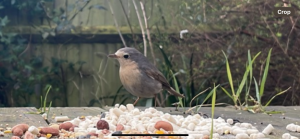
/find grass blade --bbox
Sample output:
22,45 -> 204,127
221,87 -> 233,100
194,85 -> 219,112
189,87 -> 211,107
248,51 -> 262,80
236,51 -> 262,105
200,84 -> 220,109
264,87 -> 291,108
248,51 -> 262,105
253,77 -> 260,104
235,65 -> 250,104
210,84 -> 217,139
259,49 -> 272,97
245,50 -> 252,106
170,70 -> 184,107
222,51 -> 235,102
44,85 -> 52,112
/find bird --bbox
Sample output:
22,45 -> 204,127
108,47 -> 184,106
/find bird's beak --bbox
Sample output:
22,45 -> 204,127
107,54 -> 118,58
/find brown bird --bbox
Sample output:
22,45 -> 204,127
108,47 -> 184,106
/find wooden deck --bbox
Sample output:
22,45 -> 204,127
0,106 -> 299,138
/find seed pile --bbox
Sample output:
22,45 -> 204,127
1,104 -> 299,139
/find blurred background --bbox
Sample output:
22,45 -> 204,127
0,0 -> 299,107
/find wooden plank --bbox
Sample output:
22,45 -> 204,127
46,107 -> 107,123
0,107 -> 48,128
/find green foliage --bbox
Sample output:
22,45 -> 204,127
150,25 -> 220,107
41,85 -> 52,114
0,0 -> 106,107
158,0 -> 300,106
222,49 -> 290,112
0,21 -> 43,106
250,49 -> 291,113
32,84 -> 52,116
221,50 -> 260,109
221,50 -> 261,109
27,85 -> 52,120
0,25 -> 86,107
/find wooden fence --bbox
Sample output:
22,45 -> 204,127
2,0 -> 184,107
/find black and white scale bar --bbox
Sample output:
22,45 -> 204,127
112,134 -> 189,136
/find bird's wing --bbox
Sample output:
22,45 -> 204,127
142,67 -> 171,88
142,66 -> 184,98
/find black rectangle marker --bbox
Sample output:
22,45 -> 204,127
112,134 -> 189,136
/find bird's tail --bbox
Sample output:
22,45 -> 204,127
167,87 -> 185,98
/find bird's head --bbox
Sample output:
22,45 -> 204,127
108,47 -> 145,67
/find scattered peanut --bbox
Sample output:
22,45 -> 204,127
39,127 -> 59,136
59,122 -> 73,131
12,128 -> 23,136
154,121 -> 173,131
11,124 -> 29,136
24,131 -> 35,139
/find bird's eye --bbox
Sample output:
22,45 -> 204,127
123,54 -> 129,59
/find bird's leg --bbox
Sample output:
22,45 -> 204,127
154,94 -> 157,107
154,94 -> 162,107
133,97 -> 140,106
159,92 -> 164,107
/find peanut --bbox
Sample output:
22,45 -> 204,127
154,121 -> 173,131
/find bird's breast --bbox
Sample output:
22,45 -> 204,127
119,65 -> 162,98
119,66 -> 141,87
